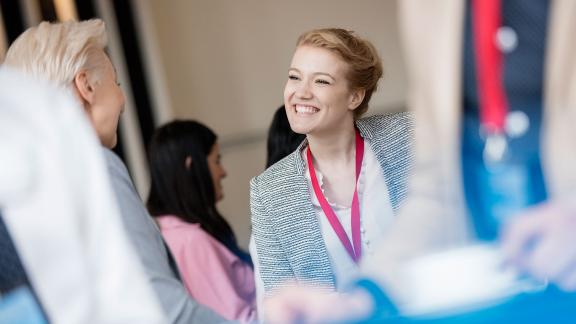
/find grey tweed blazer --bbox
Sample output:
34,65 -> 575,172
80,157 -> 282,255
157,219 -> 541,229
250,112 -> 414,294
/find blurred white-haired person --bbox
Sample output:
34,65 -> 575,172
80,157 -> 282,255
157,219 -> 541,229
4,20 -> 229,324
5,19 -> 123,148
0,66 -> 165,323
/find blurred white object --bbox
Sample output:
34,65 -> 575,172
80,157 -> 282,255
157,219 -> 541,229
0,67 -> 166,323
396,244 -> 546,317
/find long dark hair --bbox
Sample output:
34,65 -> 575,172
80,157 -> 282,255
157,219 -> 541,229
147,120 -> 252,266
266,105 -> 306,168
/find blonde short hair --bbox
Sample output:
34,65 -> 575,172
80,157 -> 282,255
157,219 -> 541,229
296,28 -> 383,118
4,19 -> 108,88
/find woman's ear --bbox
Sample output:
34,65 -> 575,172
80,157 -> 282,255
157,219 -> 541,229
348,88 -> 366,110
73,70 -> 96,105
185,156 -> 193,169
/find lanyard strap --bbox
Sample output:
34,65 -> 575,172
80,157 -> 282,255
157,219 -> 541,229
307,129 -> 364,263
472,0 -> 508,134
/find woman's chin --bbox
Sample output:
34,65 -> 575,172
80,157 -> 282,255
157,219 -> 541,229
288,123 -> 313,135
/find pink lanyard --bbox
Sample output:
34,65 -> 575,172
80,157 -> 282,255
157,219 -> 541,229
472,0 -> 509,162
306,129 -> 365,263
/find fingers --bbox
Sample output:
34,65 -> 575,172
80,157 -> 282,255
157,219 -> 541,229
501,206 -> 546,266
557,261 -> 576,291
522,230 -> 576,281
263,287 -> 372,324
264,288 -> 314,323
307,290 -> 373,323
501,202 -> 576,292
263,287 -> 336,324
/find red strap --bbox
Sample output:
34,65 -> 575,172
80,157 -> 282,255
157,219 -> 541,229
473,0 -> 508,134
307,129 -> 364,263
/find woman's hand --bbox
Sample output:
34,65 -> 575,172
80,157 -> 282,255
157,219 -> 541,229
263,286 -> 373,323
502,200 -> 576,291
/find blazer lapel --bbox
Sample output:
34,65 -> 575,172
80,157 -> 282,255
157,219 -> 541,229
356,116 -> 412,212
268,145 -> 336,289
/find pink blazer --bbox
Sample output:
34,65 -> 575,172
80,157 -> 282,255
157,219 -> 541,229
157,215 -> 256,322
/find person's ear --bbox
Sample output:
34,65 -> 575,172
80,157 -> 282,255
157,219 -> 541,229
348,88 -> 366,110
185,156 -> 193,169
73,70 -> 96,105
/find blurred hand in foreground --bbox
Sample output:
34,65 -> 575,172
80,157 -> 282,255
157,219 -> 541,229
502,200 -> 576,291
263,286 -> 373,324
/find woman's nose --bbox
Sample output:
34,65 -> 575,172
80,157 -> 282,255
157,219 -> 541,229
295,80 -> 313,99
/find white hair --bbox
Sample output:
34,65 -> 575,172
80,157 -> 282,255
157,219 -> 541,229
4,19 -> 108,88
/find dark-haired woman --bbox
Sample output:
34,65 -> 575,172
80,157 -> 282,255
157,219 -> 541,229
147,120 -> 256,322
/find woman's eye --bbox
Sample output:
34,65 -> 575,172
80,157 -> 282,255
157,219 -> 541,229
288,75 -> 300,81
316,79 -> 330,85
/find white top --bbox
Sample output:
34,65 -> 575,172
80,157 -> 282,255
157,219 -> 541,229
251,139 -> 395,307
303,139 -> 395,289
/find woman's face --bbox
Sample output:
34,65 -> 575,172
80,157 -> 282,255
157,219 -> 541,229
283,45 -> 362,136
83,52 -> 125,148
207,142 -> 227,202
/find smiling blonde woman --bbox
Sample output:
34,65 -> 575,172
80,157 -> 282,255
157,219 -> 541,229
250,28 -> 414,303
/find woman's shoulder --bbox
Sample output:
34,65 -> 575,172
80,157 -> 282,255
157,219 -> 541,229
159,217 -> 225,250
357,112 -> 414,147
251,147 -> 303,190
157,215 -> 209,241
159,220 -> 240,269
157,215 -> 199,230
358,111 -> 414,134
